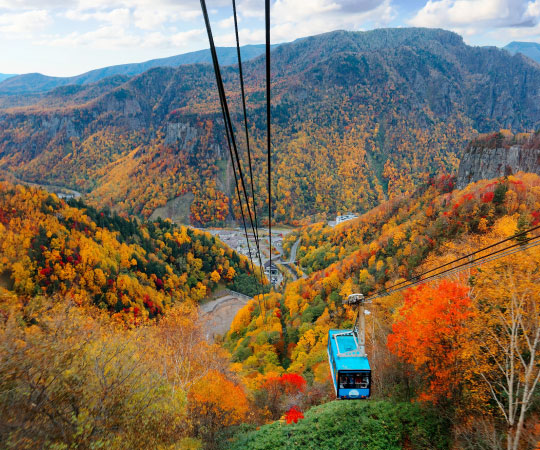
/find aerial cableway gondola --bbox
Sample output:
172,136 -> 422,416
327,224 -> 540,400
327,293 -> 371,399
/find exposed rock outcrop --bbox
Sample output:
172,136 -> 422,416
457,132 -> 540,188
164,122 -> 223,158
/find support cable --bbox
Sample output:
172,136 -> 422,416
232,0 -> 260,245
200,0 -> 263,274
366,232 -> 540,301
385,222 -> 540,293
200,0 -> 263,300
221,94 -> 261,298
265,0 -> 272,290
231,0 -> 265,290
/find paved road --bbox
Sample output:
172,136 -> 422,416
4,172 -> 82,198
200,294 -> 250,341
282,263 -> 299,281
283,237 -> 301,264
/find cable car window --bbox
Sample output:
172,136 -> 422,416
339,373 -> 370,389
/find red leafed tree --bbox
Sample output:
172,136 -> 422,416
284,406 -> 304,424
262,373 -> 307,397
278,373 -> 307,393
258,373 -> 307,419
387,280 -> 473,403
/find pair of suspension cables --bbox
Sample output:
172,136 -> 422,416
199,0 -> 272,302
365,223 -> 540,302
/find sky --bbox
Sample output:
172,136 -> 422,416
0,0 -> 540,77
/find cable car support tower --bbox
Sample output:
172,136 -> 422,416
333,294 -> 371,358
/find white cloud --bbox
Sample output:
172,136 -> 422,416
0,9 -> 51,35
211,0 -> 396,48
170,28 -> 205,47
65,8 -> 130,28
0,0 -> 396,53
409,0 -> 540,29
270,0 -> 395,43
237,0 -> 387,22
0,0 -> 75,9
133,8 -> 172,30
272,0 -> 340,22
45,25 -> 138,48
408,0 -> 540,45
526,0 -> 540,20
62,1 -> 203,31
218,15 -> 235,29
236,0 -> 264,19
131,3 -> 201,30
42,24 -> 205,51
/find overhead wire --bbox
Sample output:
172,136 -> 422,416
231,0 -> 260,245
199,0 -> 261,256
265,0 -> 272,291
221,95 -> 260,297
200,0 -> 264,301
208,2 -> 264,296
384,222 -> 540,293
371,236 -> 540,299
366,228 -> 540,301
398,237 -> 540,286
231,0 -> 266,298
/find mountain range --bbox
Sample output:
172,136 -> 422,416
504,41 -> 540,64
2,38 -> 537,96
0,74 -> 15,83
0,27 -> 539,225
0,44 -> 271,96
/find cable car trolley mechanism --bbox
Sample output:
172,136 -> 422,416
327,293 -> 371,399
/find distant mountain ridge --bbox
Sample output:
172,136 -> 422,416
1,28 -> 540,224
0,74 -> 16,82
0,44 -> 273,95
504,41 -> 540,63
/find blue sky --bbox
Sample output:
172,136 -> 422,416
1,0 -> 539,77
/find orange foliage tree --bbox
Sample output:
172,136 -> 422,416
387,280 -> 474,404
188,370 -> 249,447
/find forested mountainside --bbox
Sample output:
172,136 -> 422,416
457,130 -> 540,188
222,171 -> 540,448
1,28 -> 540,225
0,44 -> 270,96
1,170 -> 539,448
0,182 -> 259,322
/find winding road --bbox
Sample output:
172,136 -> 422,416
285,237 -> 302,264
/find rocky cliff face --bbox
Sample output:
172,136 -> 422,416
164,122 -> 223,158
457,133 -> 540,188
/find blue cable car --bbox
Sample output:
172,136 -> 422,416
327,293 -> 371,399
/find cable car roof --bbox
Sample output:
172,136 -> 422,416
328,329 -> 371,371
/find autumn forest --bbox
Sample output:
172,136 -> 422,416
0,27 -> 540,450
